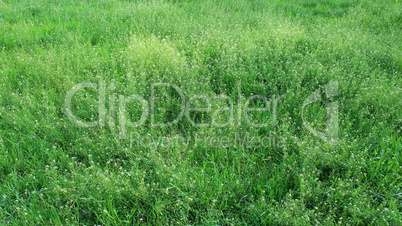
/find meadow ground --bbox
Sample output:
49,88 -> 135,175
0,0 -> 401,224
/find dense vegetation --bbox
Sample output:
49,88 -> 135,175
0,0 -> 401,224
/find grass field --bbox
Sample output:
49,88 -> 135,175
0,0 -> 401,224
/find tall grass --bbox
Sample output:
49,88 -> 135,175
0,0 -> 401,224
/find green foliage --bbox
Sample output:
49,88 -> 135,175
0,0 -> 401,224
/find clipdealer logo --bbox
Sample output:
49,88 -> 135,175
64,80 -> 339,143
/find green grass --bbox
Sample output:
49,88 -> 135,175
0,0 -> 401,224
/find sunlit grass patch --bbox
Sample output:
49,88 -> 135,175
125,35 -> 188,85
